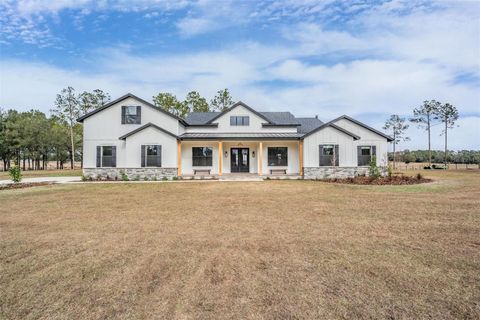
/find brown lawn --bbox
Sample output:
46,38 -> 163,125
1,170 -> 479,319
0,169 -> 82,180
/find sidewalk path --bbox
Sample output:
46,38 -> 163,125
0,176 -> 81,185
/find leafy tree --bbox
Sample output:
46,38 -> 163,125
51,87 -> 80,169
410,100 -> 440,167
78,89 -> 111,114
152,93 -> 189,119
210,88 -> 234,111
184,91 -> 209,112
434,103 -> 459,168
383,114 -> 410,169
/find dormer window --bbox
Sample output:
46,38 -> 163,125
230,116 -> 249,126
121,106 -> 141,124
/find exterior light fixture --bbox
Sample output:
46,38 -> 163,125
252,151 -> 255,158
224,151 -> 228,158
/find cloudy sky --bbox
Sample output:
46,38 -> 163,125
0,0 -> 479,150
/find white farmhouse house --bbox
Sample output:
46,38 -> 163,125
78,93 -> 392,180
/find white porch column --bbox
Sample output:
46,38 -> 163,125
218,141 -> 223,176
258,142 -> 263,176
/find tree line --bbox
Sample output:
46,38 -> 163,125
0,88 -> 234,171
388,150 -> 480,165
383,100 -> 460,168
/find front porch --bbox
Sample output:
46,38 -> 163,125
177,139 -> 304,177
180,172 -> 303,181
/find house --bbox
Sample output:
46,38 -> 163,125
78,93 -> 392,180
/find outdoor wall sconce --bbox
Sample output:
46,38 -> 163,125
224,151 -> 228,158
252,151 -> 256,158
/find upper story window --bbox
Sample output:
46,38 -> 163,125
319,144 -> 339,166
268,147 -> 288,166
122,106 -> 141,124
230,116 -> 249,126
357,146 -> 376,166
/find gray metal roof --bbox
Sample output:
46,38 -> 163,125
259,112 -> 297,125
295,117 -> 324,134
179,132 -> 303,140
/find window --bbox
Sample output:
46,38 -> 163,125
230,116 -> 249,126
268,147 -> 288,166
192,147 -> 213,166
141,145 -> 161,167
319,145 -> 339,166
96,146 -> 116,167
357,146 -> 376,166
122,106 -> 141,124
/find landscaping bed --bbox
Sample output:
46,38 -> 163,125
0,182 -> 55,190
323,174 -> 432,185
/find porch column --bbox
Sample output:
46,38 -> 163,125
299,140 -> 304,176
258,142 -> 263,176
177,140 -> 182,176
218,141 -> 223,176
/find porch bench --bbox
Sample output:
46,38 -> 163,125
194,169 -> 211,175
270,169 -> 287,175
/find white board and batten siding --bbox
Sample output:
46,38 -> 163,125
303,126 -> 356,167
82,97 -> 183,168
333,118 -> 389,166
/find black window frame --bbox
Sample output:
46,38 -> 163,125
357,145 -> 376,166
192,147 -> 213,167
121,105 -> 141,124
141,145 -> 162,167
267,147 -> 288,166
319,144 -> 339,166
230,116 -> 250,126
97,145 -> 116,168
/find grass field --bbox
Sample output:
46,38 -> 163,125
1,170 -> 479,319
0,169 -> 82,180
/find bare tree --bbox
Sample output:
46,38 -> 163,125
434,103 -> 459,168
410,100 -> 440,167
383,115 -> 410,169
51,87 -> 80,169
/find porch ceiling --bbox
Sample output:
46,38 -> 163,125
178,132 -> 303,140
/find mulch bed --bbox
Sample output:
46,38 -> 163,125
322,175 -> 432,185
0,182 -> 55,191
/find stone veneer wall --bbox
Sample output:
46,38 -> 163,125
83,168 -> 177,180
303,166 -> 388,179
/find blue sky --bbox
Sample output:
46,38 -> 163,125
0,0 -> 479,150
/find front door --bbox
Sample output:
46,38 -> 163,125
231,148 -> 249,173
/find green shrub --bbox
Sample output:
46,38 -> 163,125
387,165 -> 393,177
368,156 -> 380,179
162,176 -> 168,181
120,171 -> 129,181
152,176 -> 157,181
172,176 -> 178,181
81,175 -> 88,182
8,164 -> 22,183
133,175 -> 140,181
143,176 -> 149,181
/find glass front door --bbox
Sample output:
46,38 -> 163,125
231,148 -> 250,173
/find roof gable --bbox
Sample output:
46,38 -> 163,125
77,93 -> 187,125
118,122 -> 178,140
331,115 -> 393,141
302,122 -> 361,140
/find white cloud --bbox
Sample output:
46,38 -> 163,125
176,18 -> 218,37
0,0 -> 479,149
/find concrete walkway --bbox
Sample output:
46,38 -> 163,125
0,176 -> 82,185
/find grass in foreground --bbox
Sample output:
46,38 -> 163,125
0,168 -> 82,180
0,170 -> 479,319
